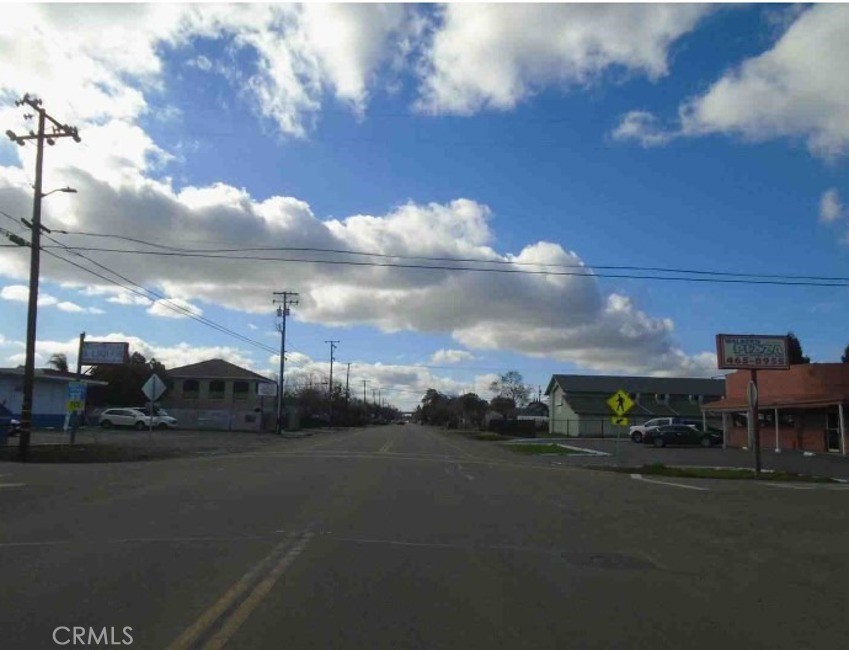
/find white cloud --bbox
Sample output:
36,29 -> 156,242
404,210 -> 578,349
147,298 -> 203,319
429,349 -> 475,365
2,284 -> 104,313
0,5 -> 718,380
56,301 -> 103,314
616,5 -> 849,158
1,285 -> 29,302
3,167 -> 714,377
416,4 -> 710,114
820,189 -> 844,223
611,111 -> 676,147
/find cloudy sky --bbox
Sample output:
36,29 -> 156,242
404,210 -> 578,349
2,3 -> 849,410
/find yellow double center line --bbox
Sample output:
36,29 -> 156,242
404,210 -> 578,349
167,530 -> 313,650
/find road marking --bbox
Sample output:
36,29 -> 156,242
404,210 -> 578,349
379,440 -> 392,453
630,473 -> 708,491
0,483 -> 25,489
166,530 -> 312,650
202,532 -> 313,650
757,482 -> 816,490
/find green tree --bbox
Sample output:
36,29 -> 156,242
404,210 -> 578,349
787,332 -> 810,365
489,395 -> 516,416
420,388 -> 451,425
47,352 -> 69,373
842,343 -> 849,363
489,370 -> 530,407
88,352 -> 170,407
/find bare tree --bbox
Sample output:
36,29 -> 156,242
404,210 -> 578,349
489,370 -> 530,407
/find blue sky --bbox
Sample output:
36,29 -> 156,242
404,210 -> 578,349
2,3 -> 849,409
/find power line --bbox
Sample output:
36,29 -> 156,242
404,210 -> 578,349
19,243 -> 849,287
42,229 -> 849,283
2,209 -> 282,357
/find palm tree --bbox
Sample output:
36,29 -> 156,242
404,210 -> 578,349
47,352 -> 69,373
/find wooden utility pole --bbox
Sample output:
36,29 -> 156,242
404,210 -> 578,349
7,95 -> 80,461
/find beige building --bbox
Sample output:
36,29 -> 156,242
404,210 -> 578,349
161,359 -> 276,432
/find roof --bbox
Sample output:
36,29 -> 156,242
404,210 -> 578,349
0,368 -> 107,386
545,374 -> 724,398
167,359 -> 274,382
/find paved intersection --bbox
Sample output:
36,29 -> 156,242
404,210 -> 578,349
1,424 -> 847,649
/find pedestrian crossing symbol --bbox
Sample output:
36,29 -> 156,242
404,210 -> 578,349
606,389 -> 634,417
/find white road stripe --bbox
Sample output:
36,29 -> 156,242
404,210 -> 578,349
0,483 -> 25,489
630,473 -> 708,491
758,482 -> 816,490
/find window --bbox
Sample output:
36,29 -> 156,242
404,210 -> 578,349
209,380 -> 225,400
234,381 -> 249,401
183,380 -> 199,400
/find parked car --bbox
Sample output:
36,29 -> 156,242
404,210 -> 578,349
98,408 -> 178,430
629,417 -> 700,443
642,424 -> 722,448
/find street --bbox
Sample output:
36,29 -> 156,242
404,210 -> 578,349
2,423 -> 848,649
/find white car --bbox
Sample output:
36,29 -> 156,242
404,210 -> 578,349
99,408 -> 178,430
629,417 -> 698,443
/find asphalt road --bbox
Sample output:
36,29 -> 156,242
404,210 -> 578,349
2,424 -> 848,649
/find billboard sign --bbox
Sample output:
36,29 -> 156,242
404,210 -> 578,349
716,334 -> 789,370
80,341 -> 129,366
257,382 -> 277,397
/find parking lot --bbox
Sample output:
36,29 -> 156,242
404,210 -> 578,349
504,435 -> 849,481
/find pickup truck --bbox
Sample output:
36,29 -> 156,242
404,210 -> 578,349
629,417 -> 699,443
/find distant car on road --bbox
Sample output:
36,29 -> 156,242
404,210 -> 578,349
629,417 -> 700,443
98,408 -> 178,430
642,424 -> 721,448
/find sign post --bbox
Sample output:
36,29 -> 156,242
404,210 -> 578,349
141,373 -> 166,441
716,334 -> 789,476
747,375 -> 760,474
66,381 -> 86,445
606,389 -> 634,461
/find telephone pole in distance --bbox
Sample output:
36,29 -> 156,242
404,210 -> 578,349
273,291 -> 298,434
325,340 -> 339,427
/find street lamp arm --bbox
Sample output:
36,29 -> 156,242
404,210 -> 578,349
40,186 -> 77,198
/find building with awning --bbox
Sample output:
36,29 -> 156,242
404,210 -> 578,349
0,368 -> 107,428
703,364 -> 849,455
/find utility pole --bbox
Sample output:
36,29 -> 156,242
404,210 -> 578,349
345,362 -> 351,409
6,95 -> 80,462
273,291 -> 298,434
325,340 -> 339,427
362,379 -> 369,424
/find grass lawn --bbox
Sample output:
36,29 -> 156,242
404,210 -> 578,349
601,463 -> 839,483
475,433 -> 513,441
0,444 -> 192,463
506,443 -> 584,456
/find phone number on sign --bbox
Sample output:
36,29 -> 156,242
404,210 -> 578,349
724,356 -> 786,367
724,340 -> 785,357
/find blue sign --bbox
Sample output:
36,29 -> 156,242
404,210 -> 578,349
67,382 -> 87,401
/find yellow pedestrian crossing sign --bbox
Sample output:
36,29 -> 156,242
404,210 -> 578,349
606,389 -> 634,416
611,415 -> 629,427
